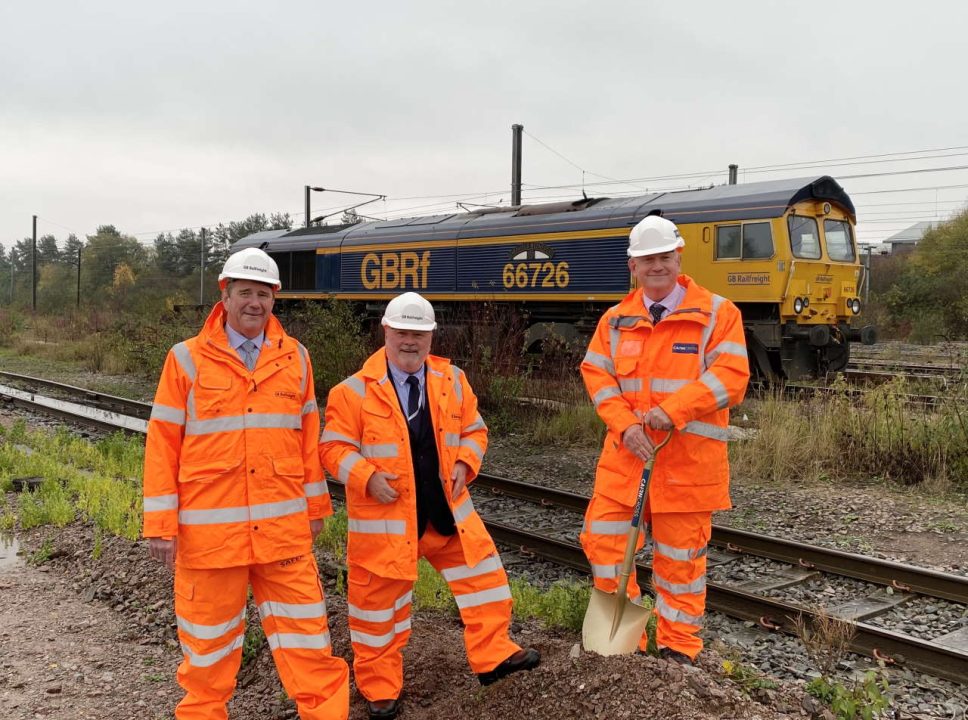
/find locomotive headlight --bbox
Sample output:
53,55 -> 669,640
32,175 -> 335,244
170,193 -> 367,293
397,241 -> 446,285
802,297 -> 810,308
793,297 -> 804,314
850,298 -> 861,315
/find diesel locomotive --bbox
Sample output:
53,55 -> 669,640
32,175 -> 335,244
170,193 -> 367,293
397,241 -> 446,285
232,175 -> 876,380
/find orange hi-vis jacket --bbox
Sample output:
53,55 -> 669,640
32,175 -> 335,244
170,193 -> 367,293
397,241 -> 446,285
581,275 -> 750,513
320,349 -> 491,580
142,302 -> 332,568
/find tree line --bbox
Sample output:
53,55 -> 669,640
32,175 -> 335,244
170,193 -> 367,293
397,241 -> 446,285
0,212 -> 293,313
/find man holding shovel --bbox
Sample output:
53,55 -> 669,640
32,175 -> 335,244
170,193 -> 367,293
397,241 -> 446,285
580,215 -> 750,664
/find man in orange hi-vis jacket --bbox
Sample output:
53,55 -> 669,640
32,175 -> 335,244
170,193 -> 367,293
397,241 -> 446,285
321,291 -> 539,720
580,215 -> 750,665
143,248 -> 349,720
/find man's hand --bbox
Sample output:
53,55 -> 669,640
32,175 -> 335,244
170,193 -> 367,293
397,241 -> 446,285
643,406 -> 674,430
366,471 -> 400,504
310,518 -> 324,540
448,461 -> 470,501
148,538 -> 177,569
622,415 -> 654,462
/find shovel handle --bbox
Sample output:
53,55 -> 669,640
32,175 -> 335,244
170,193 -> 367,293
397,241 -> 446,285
629,429 -> 673,530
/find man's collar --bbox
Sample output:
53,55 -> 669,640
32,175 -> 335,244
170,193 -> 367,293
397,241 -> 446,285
224,323 -> 265,350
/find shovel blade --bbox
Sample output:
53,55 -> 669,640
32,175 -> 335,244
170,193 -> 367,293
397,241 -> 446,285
582,587 -> 651,656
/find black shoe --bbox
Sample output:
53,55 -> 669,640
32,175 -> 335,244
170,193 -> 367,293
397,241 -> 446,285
659,647 -> 694,666
477,648 -> 540,686
366,698 -> 400,720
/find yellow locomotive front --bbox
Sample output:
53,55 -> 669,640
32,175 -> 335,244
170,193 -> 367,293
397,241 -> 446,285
678,177 -> 875,380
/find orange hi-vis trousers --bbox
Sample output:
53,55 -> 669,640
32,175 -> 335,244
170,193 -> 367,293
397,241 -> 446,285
580,494 -> 711,659
173,555 -> 349,720
347,526 -> 521,702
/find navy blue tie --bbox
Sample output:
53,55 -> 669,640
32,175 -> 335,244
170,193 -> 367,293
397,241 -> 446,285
650,303 -> 666,325
405,376 -> 420,430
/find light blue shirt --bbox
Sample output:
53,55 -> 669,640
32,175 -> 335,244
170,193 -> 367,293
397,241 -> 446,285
387,360 -> 426,418
642,281 -> 686,321
225,324 -> 266,365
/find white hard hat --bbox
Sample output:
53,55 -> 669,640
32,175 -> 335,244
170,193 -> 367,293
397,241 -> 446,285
382,292 -> 437,331
218,248 -> 282,291
628,215 -> 685,257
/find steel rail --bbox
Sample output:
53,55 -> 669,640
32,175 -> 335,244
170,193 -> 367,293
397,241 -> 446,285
475,473 -> 968,604
0,384 -> 148,435
0,371 -> 152,419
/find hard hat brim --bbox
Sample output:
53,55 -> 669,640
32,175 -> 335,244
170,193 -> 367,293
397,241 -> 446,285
382,318 -> 437,331
627,239 -> 685,257
218,272 -> 282,291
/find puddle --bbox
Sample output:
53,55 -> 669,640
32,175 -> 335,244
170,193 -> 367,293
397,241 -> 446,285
0,534 -> 23,569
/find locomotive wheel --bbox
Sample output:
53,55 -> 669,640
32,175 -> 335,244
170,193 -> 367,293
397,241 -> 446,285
820,339 -> 850,376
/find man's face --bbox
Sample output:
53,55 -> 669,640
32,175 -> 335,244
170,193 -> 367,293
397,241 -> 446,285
628,251 -> 681,300
222,280 -> 274,339
384,327 -> 433,374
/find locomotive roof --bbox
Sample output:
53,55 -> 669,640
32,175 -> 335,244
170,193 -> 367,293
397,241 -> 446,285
235,175 -> 854,251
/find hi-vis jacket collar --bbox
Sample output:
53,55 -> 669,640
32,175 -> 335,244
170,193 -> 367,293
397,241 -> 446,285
608,275 -> 712,329
198,301 -> 284,361
357,347 -> 448,381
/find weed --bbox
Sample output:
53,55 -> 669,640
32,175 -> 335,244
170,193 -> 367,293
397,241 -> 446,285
721,658 -> 778,694
509,577 -> 592,631
241,623 -> 265,668
30,536 -> 54,565
806,672 -> 891,720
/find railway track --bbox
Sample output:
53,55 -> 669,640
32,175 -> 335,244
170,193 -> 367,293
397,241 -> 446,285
3,378 -> 967,684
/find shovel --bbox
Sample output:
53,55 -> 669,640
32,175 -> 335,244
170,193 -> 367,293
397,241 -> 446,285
582,429 -> 673,656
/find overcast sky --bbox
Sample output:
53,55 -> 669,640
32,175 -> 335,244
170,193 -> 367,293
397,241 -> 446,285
2,0 -> 966,251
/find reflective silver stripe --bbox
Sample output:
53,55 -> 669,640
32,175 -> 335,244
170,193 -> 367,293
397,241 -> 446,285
619,378 -> 642,393
452,495 -> 476,523
590,563 -> 621,579
304,480 -> 329,498
463,414 -> 486,433
266,631 -> 331,651
654,574 -> 707,595
589,520 -> 628,535
347,518 -> 406,535
341,376 -> 366,398
301,400 -> 317,415
593,385 -> 622,407
338,451 -> 367,483
459,438 -> 484,461
682,421 -> 730,441
444,433 -> 461,448
172,342 -> 197,382
347,591 -> 412,623
583,350 -> 616,375
608,327 -> 621,363
297,343 -> 309,396
185,413 -> 301,436
350,619 -> 412,648
144,494 -> 179,512
440,554 -> 504,582
655,594 -> 703,626
259,600 -> 327,620
609,315 -> 645,328
250,497 -> 307,521
177,608 -> 246,641
452,367 -> 464,403
320,430 -> 361,449
181,634 -> 244,667
698,295 -> 725,373
654,539 -> 708,562
186,387 -> 197,424
454,584 -> 512,610
150,404 -> 185,425
704,341 -> 747,366
179,497 -> 307,525
699,371 -> 730,410
650,378 -> 689,393
361,443 -> 399,459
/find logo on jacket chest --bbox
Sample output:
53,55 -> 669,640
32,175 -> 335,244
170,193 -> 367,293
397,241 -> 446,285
274,390 -> 299,401
672,343 -> 699,354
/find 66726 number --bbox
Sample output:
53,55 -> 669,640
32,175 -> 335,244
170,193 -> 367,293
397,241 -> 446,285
501,261 -> 570,289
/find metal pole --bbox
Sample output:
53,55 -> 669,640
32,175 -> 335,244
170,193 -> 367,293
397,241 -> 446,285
511,124 -> 523,206
31,215 -> 37,311
305,185 -> 311,227
76,247 -> 81,308
728,164 -> 738,185
199,227 -> 206,305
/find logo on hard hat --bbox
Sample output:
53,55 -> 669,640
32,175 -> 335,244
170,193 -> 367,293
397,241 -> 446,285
243,264 -> 267,272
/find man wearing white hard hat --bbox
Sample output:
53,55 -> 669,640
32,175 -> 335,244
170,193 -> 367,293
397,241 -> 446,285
580,215 -> 750,665
143,247 -> 349,719
321,291 -> 539,720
